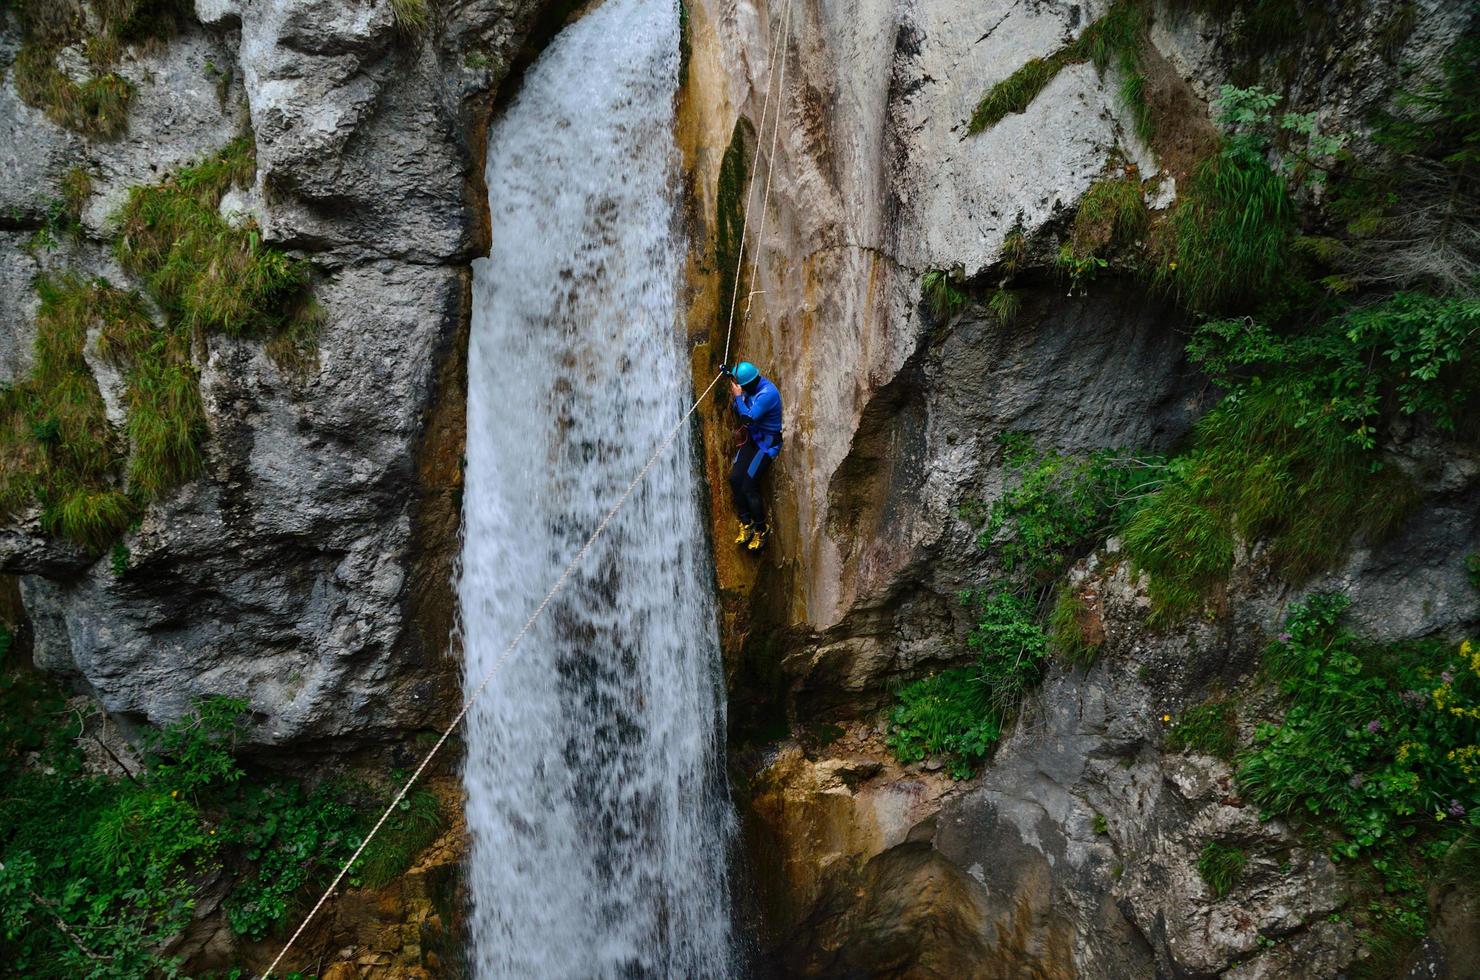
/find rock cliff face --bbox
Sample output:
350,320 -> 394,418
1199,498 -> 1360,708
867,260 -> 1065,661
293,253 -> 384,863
679,0 -> 1479,976
1,0 -> 557,745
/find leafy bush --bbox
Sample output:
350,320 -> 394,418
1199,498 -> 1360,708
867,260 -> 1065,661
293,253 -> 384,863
223,780 -> 361,940
1167,698 -> 1239,759
888,669 -> 998,780
979,433 -> 1155,583
1188,293 -> 1480,451
0,667 -> 446,972
1238,595 -> 1480,864
1196,840 -> 1247,898
888,590 -> 1045,778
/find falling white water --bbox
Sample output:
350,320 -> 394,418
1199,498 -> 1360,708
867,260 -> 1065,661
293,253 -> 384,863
457,0 -> 735,976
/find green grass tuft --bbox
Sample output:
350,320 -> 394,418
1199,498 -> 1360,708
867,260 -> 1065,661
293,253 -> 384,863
968,56 -> 1064,134
1196,839 -> 1247,898
921,269 -> 968,320
390,0 -> 430,35
1120,387 -> 1413,622
1071,172 -> 1147,258
968,2 -> 1151,141
1166,697 -> 1238,759
13,43 -> 135,140
1049,586 -> 1102,669
1153,147 -> 1294,312
0,273 -> 139,548
987,287 -> 1021,325
354,789 -> 444,889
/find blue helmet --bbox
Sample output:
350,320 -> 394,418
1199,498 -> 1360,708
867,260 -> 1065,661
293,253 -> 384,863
732,361 -> 759,386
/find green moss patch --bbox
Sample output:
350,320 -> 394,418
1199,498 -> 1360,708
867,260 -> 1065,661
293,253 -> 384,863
968,2 -> 1151,139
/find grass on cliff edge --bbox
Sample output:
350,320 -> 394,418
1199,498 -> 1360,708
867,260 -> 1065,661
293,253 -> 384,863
8,0 -> 193,139
0,273 -> 137,548
968,2 -> 1151,140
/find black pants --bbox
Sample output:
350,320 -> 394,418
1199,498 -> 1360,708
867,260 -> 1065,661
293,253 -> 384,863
729,441 -> 773,527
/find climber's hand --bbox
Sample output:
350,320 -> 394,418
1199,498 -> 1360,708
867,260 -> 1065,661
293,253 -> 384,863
729,380 -> 742,398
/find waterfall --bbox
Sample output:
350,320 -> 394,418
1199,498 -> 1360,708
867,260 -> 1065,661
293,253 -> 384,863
457,0 -> 736,976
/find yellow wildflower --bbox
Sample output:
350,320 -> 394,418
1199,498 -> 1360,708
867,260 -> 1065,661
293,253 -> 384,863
1162,714 -> 1171,723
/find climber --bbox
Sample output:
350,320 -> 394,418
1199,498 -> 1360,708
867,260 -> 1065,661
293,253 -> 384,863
727,360 -> 783,551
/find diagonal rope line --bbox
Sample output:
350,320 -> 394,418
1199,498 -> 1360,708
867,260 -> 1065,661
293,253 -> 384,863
264,0 -> 797,971
736,0 -> 793,331
263,372 -> 725,979
720,0 -> 795,365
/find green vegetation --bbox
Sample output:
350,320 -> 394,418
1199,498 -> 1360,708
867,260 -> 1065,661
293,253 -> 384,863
1236,595 -> 1479,942
888,668 -> 997,780
1468,553 -> 1480,591
888,590 -> 1045,778
356,784 -> 444,889
1121,287 -> 1477,620
977,433 -> 1154,582
1166,697 -> 1238,759
0,274 -> 138,547
1154,88 -> 1295,312
891,437 -> 1157,776
390,0 -> 430,35
1069,170 -> 1147,260
714,118 -> 752,335
921,269 -> 968,320
8,0 -> 192,139
2,137 -> 318,550
1240,595 -> 1479,862
1196,839 -> 1247,898
968,2 -> 1151,140
1093,812 -> 1109,835
0,650 -> 445,973
987,287 -> 1021,325
1120,388 -> 1413,621
1049,586 -> 1101,669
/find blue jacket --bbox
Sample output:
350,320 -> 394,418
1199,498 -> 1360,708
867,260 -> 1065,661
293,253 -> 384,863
734,376 -> 783,457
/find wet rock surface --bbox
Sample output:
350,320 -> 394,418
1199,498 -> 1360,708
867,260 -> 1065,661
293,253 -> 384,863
683,0 -> 1480,976
0,0 -> 554,744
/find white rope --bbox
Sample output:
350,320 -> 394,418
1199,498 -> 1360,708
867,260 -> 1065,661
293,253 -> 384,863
735,0 -> 793,332
720,0 -> 795,365
263,0 -> 797,971
264,371 -> 727,978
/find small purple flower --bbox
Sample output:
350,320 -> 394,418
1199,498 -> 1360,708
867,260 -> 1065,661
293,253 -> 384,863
1400,690 -> 1428,708
1448,800 -> 1467,819
1366,719 -> 1382,734
1442,670 -> 1455,684
1349,773 -> 1365,789
1278,632 -> 1292,643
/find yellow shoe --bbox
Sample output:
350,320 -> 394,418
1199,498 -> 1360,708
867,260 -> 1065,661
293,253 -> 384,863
734,522 -> 754,546
747,525 -> 768,551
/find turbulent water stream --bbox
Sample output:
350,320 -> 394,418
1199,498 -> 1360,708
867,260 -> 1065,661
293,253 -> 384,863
457,0 -> 735,975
